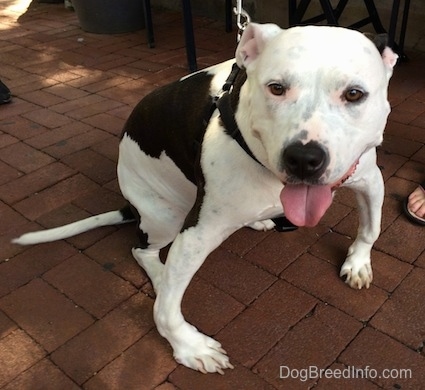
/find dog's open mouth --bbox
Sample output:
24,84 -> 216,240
280,160 -> 359,227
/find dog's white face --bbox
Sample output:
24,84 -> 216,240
235,24 -> 397,226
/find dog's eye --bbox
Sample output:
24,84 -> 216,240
268,83 -> 286,96
344,88 -> 365,102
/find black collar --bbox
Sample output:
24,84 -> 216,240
205,64 -> 298,233
215,64 -> 263,166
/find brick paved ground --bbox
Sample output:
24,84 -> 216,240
1,1 -> 425,389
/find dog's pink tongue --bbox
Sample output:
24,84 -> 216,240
280,184 -> 333,227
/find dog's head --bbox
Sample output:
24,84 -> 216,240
234,23 -> 397,226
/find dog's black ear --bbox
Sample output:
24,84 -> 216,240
363,32 -> 398,74
363,32 -> 388,54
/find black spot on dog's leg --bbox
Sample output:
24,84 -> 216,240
129,204 -> 150,249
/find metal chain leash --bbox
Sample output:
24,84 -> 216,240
233,0 -> 251,41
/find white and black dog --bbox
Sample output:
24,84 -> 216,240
14,24 -> 397,374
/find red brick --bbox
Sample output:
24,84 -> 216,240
23,108 -> 73,129
377,149 -> 408,181
0,241 -> 77,298
51,293 -> 155,385
384,177 -> 417,204
24,121 -> 93,149
370,267 -> 425,350
65,98 -> 124,120
0,329 -> 46,387
332,186 -> 357,208
315,363 -> 381,389
0,115 -> 48,140
182,276 -> 244,336
282,253 -> 388,321
0,220 -> 42,261
98,83 -> 152,106
198,247 -> 277,305
43,83 -> 90,100
411,144 -> 425,164
11,77 -> 60,95
66,70 -> 112,89
339,327 -> 425,389
84,330 -> 177,390
370,250 -> 413,292
2,358 -> 80,390
43,129 -> 112,158
91,136 -> 120,162
385,120 -> 425,143
309,230 -> 353,267
254,304 -> 362,389
61,149 -> 116,185
82,113 -> 126,136
0,162 -> 75,204
155,383 -> 177,390
19,90 -> 66,107
74,186 -> 124,214
94,56 -> 138,72
380,134 -> 423,158
0,160 -> 20,187
0,133 -> 18,149
243,226 -> 328,275
395,159 -> 425,183
0,310 -> 17,340
221,227 -> 272,257
394,96 -> 425,121
217,280 -> 317,368
14,173 -> 99,220
0,279 -> 94,352
320,199 -> 352,228
0,201 -> 30,235
50,94 -> 107,115
0,142 -> 55,174
381,195 -> 406,231
170,363 -> 274,390
44,253 -> 137,318
0,99 -> 40,119
375,215 -> 425,263
84,224 -> 148,288
416,250 -> 425,268
108,104 -> 133,120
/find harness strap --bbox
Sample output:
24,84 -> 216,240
215,91 -> 262,166
215,65 -> 298,233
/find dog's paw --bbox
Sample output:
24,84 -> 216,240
170,324 -> 234,374
247,219 -> 276,231
340,256 -> 373,289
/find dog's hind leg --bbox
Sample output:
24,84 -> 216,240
132,248 -> 163,292
126,202 -> 189,294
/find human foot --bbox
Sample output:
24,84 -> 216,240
404,182 -> 425,225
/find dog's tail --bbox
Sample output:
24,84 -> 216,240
12,205 -> 136,246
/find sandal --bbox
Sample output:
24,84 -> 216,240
403,181 -> 425,226
0,80 -> 11,105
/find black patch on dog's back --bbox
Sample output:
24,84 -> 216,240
122,71 -> 215,184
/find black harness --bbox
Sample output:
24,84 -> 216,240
213,64 -> 262,165
204,63 -> 298,232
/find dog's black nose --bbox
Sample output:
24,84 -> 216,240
282,141 -> 328,180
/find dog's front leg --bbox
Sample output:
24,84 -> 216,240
340,150 -> 384,289
153,224 -> 234,374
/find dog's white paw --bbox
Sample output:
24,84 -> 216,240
170,323 -> 234,374
247,219 -> 276,231
340,255 -> 373,289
